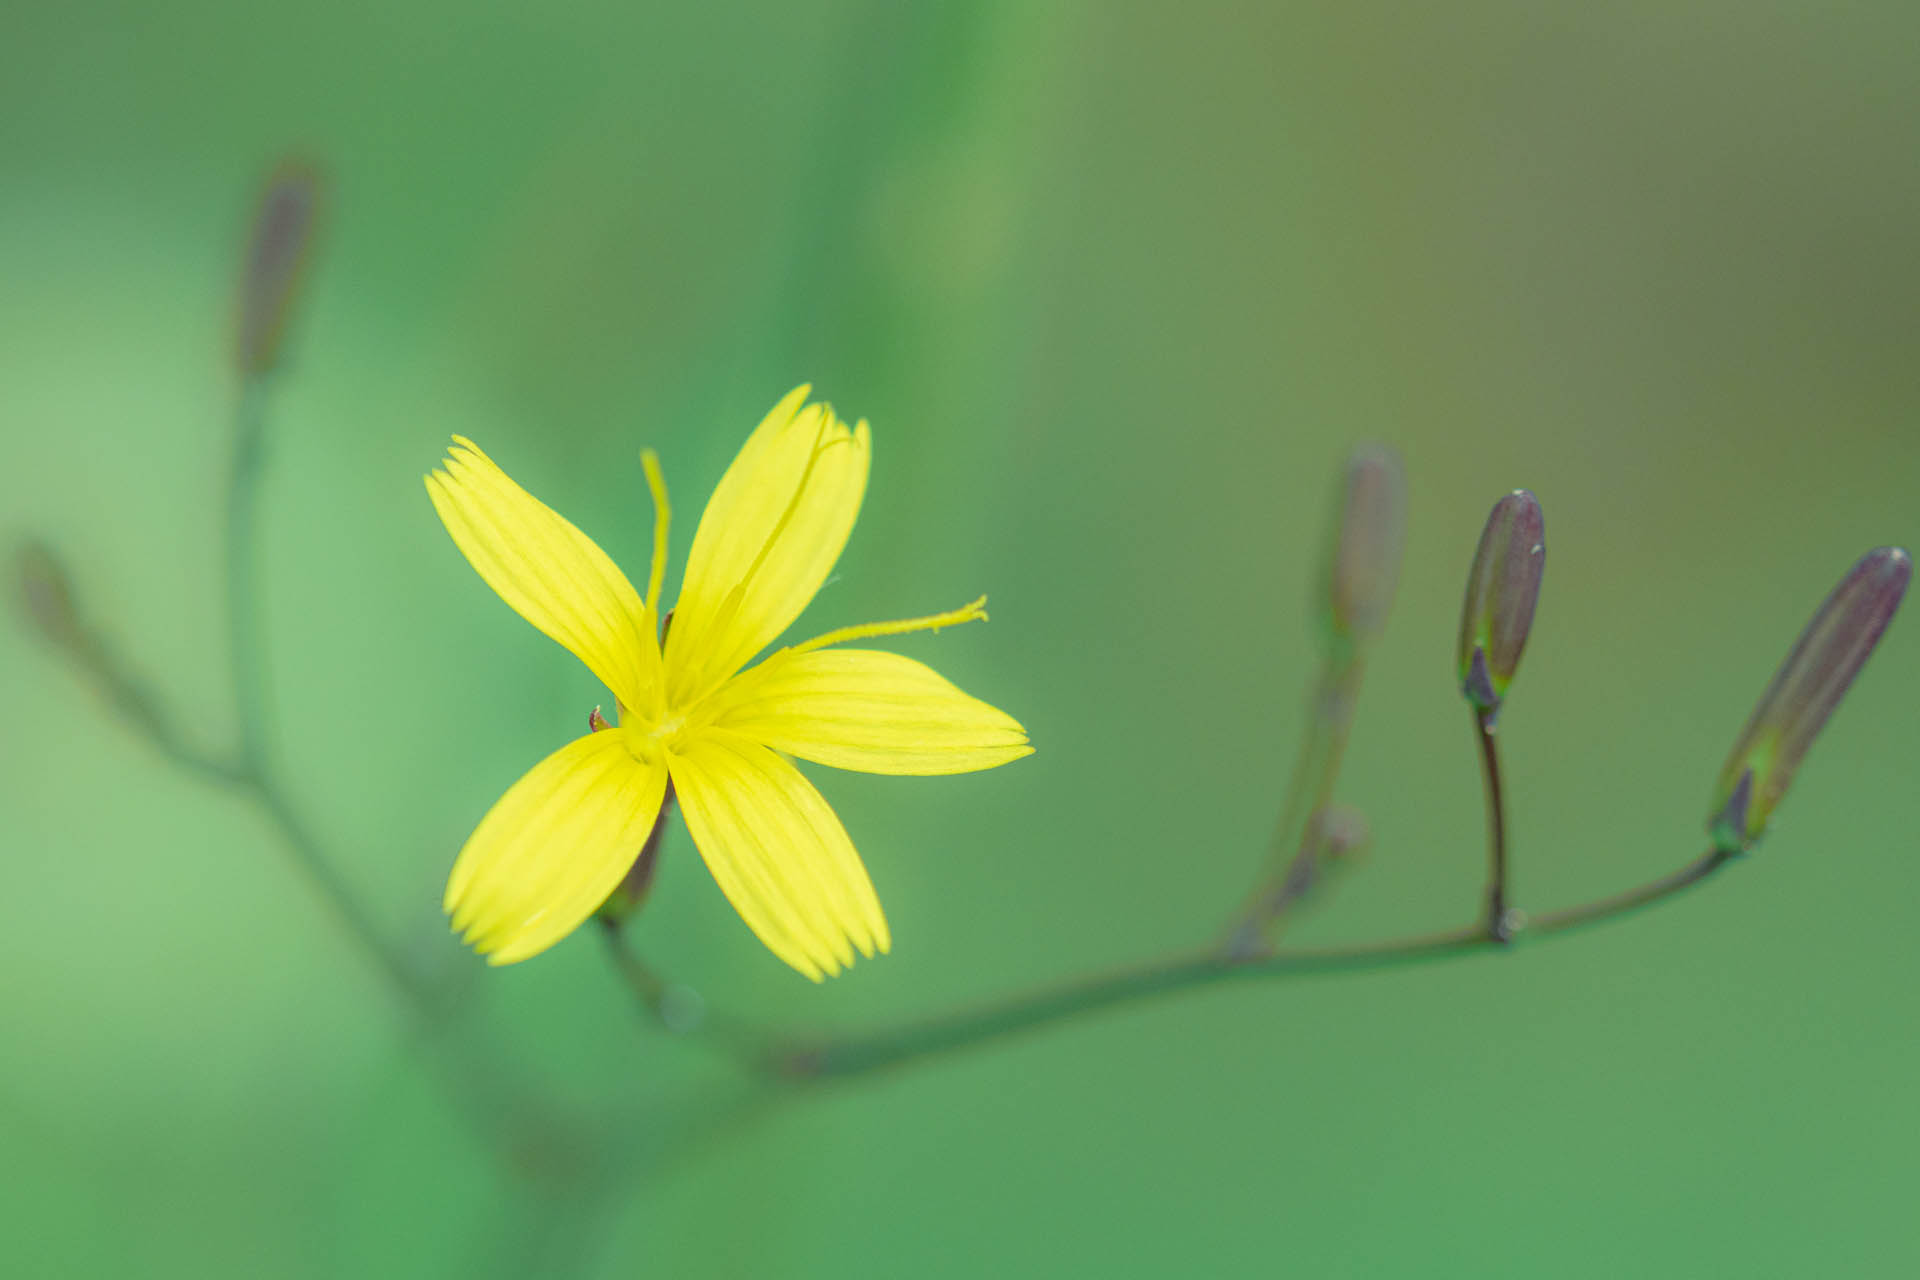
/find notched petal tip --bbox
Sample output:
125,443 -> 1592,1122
670,733 -> 890,980
423,435 -> 657,707
664,386 -> 875,696
441,733 -> 670,969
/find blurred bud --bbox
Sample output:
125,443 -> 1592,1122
1324,445 -> 1406,645
15,538 -> 86,652
587,706 -> 612,733
1457,490 -> 1545,712
235,158 -> 324,376
1708,547 -> 1910,854
1315,805 -> 1372,864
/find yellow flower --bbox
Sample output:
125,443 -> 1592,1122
425,386 -> 1032,977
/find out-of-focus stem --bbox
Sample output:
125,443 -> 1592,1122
599,925 -> 771,1068
226,377 -> 272,771
64,378 -> 434,1014
1224,648 -> 1365,955
216,379 -> 433,1009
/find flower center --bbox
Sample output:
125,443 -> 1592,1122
617,705 -> 692,757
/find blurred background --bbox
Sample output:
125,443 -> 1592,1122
5,1 -> 1918,1276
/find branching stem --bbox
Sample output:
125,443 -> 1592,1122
607,849 -> 1734,1082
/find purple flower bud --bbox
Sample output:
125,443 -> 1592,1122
1709,547 -> 1910,853
1457,490 -> 1545,712
235,159 -> 324,376
1324,446 -> 1406,645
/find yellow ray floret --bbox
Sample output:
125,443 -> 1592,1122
426,386 -> 1031,977
425,438 -> 659,709
711,648 -> 1033,776
669,730 -> 889,980
445,729 -> 670,966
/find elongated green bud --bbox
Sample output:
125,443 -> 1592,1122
1708,547 -> 1910,854
1324,446 -> 1406,645
1457,490 -> 1545,712
235,159 -> 324,375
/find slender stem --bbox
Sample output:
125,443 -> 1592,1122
606,847 -> 1736,1083
600,926 -> 776,1067
251,780 -> 435,1009
212,370 -> 595,1178
780,933 -> 1484,1081
1473,707 -> 1512,942
1226,648 -> 1366,954
75,633 -> 247,786
209,378 -> 437,1009
227,377 -> 272,773
77,382 -> 430,1010
1528,848 -> 1732,935
596,792 -> 777,1062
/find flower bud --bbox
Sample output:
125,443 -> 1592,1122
1708,546 -> 1910,854
1314,805 -> 1371,864
1324,445 -> 1406,645
15,538 -> 86,652
235,159 -> 324,376
1457,490 -> 1545,712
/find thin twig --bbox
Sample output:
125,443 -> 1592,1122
600,924 -> 775,1068
227,377 -> 272,770
79,638 -> 248,786
605,848 -> 1735,1083
214,380 -> 437,1011
1225,649 -> 1366,954
1473,706 -> 1513,942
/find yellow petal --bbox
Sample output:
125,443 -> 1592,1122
445,729 -> 669,966
426,437 -> 658,709
713,648 -> 1032,776
664,389 -> 870,703
667,729 -> 889,980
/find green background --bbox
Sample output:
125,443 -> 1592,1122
5,2 -> 1917,1276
